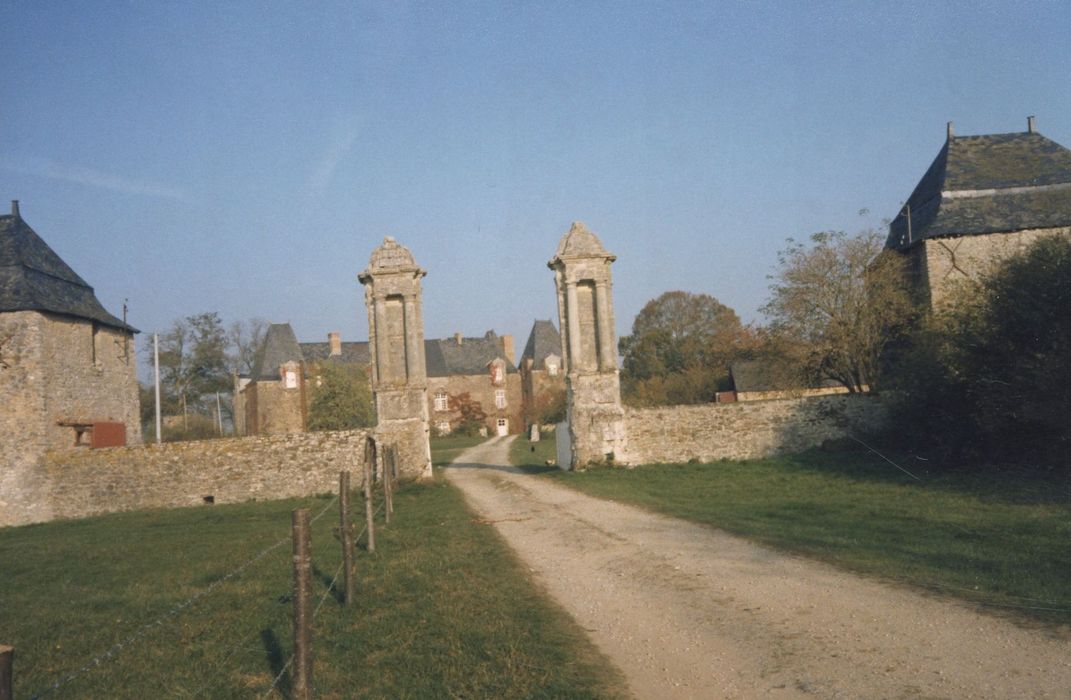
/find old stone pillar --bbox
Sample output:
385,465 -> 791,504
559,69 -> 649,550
359,237 -> 432,479
548,222 -> 629,469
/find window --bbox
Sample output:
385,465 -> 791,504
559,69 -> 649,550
285,370 -> 298,389
437,421 -> 451,434
491,363 -> 504,384
434,392 -> 449,411
495,389 -> 506,409
546,362 -> 558,376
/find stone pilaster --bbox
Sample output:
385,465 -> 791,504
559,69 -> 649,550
548,222 -> 629,468
359,237 -> 432,479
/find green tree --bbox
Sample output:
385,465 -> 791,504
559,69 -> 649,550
762,229 -> 916,393
307,363 -> 375,431
154,312 -> 230,428
619,291 -> 747,405
893,236 -> 1071,465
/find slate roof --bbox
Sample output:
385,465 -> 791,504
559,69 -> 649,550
519,319 -> 562,370
252,323 -> 304,380
425,331 -> 518,378
887,130 -> 1071,250
730,361 -> 840,393
0,210 -> 135,332
299,341 -> 370,365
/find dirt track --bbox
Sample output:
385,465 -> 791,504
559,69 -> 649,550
443,436 -> 1071,699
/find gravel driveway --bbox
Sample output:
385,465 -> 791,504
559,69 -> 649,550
442,436 -> 1071,699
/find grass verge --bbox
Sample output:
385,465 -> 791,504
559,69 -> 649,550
0,479 -> 625,698
510,440 -> 1071,627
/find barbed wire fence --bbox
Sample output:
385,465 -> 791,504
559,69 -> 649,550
7,445 -> 403,700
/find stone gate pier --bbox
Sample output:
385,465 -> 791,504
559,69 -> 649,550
550,222 -> 629,469
360,237 -> 432,479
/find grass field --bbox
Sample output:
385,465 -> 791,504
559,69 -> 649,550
0,471 -> 625,698
510,436 -> 1071,626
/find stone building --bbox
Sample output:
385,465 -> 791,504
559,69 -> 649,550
237,323 -> 370,436
887,118 -> 1071,308
1,201 -> 141,525
550,222 -> 629,467
726,361 -> 852,402
426,330 -> 522,437
518,319 -> 565,428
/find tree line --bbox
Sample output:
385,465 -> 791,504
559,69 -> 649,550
141,315 -> 372,441
619,229 -> 1070,470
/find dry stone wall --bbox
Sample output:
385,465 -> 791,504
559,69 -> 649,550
32,429 -> 372,524
625,394 -> 888,465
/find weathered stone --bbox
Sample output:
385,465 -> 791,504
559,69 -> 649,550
360,237 -> 432,479
549,222 -> 629,468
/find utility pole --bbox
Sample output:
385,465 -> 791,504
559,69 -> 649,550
215,392 -> 223,435
154,333 -> 162,444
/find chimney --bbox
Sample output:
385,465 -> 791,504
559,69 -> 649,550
11,200 -> 19,218
454,332 -> 462,346
1027,115 -> 1037,133
328,331 -> 341,357
501,334 -> 515,364
946,121 -> 954,140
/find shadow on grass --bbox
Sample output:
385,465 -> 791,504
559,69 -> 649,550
260,627 -> 289,696
314,564 -> 346,605
784,448 -> 1071,506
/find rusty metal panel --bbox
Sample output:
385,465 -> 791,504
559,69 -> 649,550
91,421 -> 126,448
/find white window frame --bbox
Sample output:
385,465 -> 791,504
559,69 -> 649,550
434,392 -> 449,411
495,389 -> 506,409
285,370 -> 298,389
437,420 -> 451,434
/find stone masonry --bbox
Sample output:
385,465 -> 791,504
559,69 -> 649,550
626,394 -> 888,464
35,429 -> 371,523
550,222 -> 629,468
1,311 -> 141,526
360,237 -> 433,479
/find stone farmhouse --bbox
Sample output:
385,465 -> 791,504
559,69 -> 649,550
237,322 -> 522,438
518,319 -> 565,427
236,323 -> 370,436
1,201 -> 141,525
426,330 -> 521,437
887,117 -> 1071,308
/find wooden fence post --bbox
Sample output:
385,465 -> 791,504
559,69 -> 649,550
339,471 -> 355,606
383,447 -> 394,525
363,453 -> 375,553
291,509 -> 313,699
0,645 -> 12,700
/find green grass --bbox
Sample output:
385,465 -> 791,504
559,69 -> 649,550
430,434 -> 488,466
0,480 -> 625,698
510,433 -> 560,474
510,441 -> 1071,627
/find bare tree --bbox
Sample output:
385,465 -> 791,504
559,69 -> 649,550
762,229 -> 916,392
228,317 -> 268,375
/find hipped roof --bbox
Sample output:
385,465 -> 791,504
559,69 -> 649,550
887,130 -> 1071,250
0,212 -> 135,332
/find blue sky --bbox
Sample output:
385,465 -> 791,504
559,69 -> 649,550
3,1 -> 1069,367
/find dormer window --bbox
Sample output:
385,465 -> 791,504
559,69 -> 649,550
285,370 -> 298,389
546,361 -> 558,376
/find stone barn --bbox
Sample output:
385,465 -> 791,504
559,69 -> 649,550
1,201 -> 141,525
887,117 -> 1071,308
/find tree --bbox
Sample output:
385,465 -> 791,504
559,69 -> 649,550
307,363 -> 374,432
892,236 -> 1071,466
228,318 -> 268,376
526,385 -> 566,426
619,291 -> 747,405
154,312 -> 231,428
762,229 -> 916,393
450,392 -> 487,436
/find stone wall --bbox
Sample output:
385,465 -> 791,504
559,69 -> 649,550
914,226 -> 1071,308
245,378 -> 307,435
1,311 -> 141,526
625,394 -> 888,465
13,429 -> 373,525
